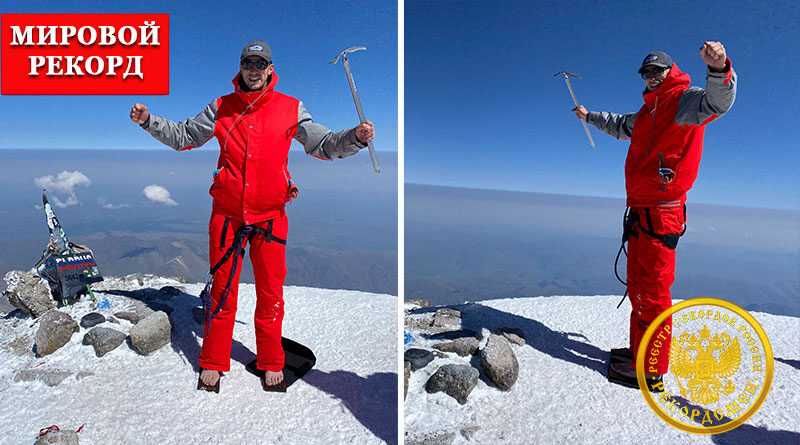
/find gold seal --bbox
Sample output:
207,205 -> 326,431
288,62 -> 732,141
636,297 -> 774,434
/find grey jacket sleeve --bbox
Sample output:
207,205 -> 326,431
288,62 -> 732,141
142,100 -> 218,151
675,64 -> 737,125
294,101 -> 366,160
586,111 -> 638,140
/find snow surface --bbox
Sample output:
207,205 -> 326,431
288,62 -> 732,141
0,276 -> 397,445
404,295 -> 800,444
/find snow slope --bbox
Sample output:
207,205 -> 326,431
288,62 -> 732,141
404,295 -> 800,444
0,276 -> 397,445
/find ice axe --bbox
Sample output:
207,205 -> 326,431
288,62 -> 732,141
331,46 -> 381,174
554,71 -> 596,149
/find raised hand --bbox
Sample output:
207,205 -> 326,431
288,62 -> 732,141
572,105 -> 589,121
130,103 -> 150,125
700,41 -> 727,71
355,120 -> 375,144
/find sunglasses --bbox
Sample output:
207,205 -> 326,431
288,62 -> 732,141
241,58 -> 271,71
640,66 -> 668,80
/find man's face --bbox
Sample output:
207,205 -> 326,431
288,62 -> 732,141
240,56 -> 273,90
641,66 -> 670,91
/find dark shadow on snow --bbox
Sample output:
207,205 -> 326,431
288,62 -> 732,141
227,340 -> 397,444
712,423 -> 800,444
102,287 -> 397,444
660,395 -> 800,444
303,370 -> 398,445
102,287 -> 250,371
416,303 -> 609,376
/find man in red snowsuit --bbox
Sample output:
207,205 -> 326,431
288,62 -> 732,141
573,42 -> 736,389
129,40 -> 374,390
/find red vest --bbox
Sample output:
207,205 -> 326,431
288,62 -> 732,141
210,72 -> 299,224
625,64 -> 712,208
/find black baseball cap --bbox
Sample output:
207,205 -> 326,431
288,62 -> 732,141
240,40 -> 272,63
638,51 -> 673,74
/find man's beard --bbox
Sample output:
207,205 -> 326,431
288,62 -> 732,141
239,75 -> 268,91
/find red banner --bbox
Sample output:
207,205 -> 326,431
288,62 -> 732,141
1,13 -> 169,95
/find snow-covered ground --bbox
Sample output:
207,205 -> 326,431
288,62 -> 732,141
0,276 -> 397,445
404,295 -> 800,444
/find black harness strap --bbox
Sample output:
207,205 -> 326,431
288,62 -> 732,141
613,205 -> 688,309
614,208 -> 633,308
639,205 -> 687,250
219,217 -> 230,249
200,220 -> 287,327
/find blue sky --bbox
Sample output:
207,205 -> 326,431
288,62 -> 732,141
0,0 -> 397,152
406,0 -> 800,210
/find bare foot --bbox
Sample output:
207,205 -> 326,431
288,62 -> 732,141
264,370 -> 284,386
200,369 -> 220,386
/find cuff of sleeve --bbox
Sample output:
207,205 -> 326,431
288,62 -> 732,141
707,58 -> 732,75
349,128 -> 367,148
143,115 -> 163,134
139,115 -> 151,130
586,111 -> 599,125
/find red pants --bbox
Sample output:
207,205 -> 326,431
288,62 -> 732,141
198,212 -> 288,372
627,206 -> 684,375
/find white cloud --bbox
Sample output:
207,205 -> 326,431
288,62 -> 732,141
97,198 -> 129,210
143,185 -> 178,206
34,170 -> 91,208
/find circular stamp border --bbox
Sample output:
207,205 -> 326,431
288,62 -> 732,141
635,297 -> 774,434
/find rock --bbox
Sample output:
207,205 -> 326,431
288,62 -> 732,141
114,311 -> 139,323
427,329 -> 479,341
129,311 -> 171,355
3,270 -> 54,318
80,312 -> 106,329
35,429 -> 80,445
494,327 -> 526,346
35,310 -> 79,356
133,301 -> 157,319
2,335 -> 33,356
405,430 -> 457,445
107,316 -> 120,324
406,298 -> 432,308
405,348 -> 434,371
0,289 -> 16,314
76,371 -> 95,380
431,350 -> 448,359
432,337 -> 480,357
460,425 -> 481,441
82,326 -> 126,357
192,307 -> 205,324
405,312 -> 435,331
404,361 -> 411,399
479,334 -> 519,391
112,301 -> 161,322
405,307 -> 462,333
432,308 -> 461,330
425,364 -> 479,405
14,369 -> 73,387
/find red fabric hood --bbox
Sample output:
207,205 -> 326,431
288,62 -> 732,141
642,63 -> 690,106
231,70 -> 280,109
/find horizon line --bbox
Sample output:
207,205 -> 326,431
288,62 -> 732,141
406,182 -> 800,213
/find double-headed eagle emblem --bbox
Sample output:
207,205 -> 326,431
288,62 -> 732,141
670,325 -> 741,404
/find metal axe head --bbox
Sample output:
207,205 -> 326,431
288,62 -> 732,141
330,46 -> 367,64
554,71 -> 581,80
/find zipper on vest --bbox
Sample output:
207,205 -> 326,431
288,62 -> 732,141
647,96 -> 658,153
